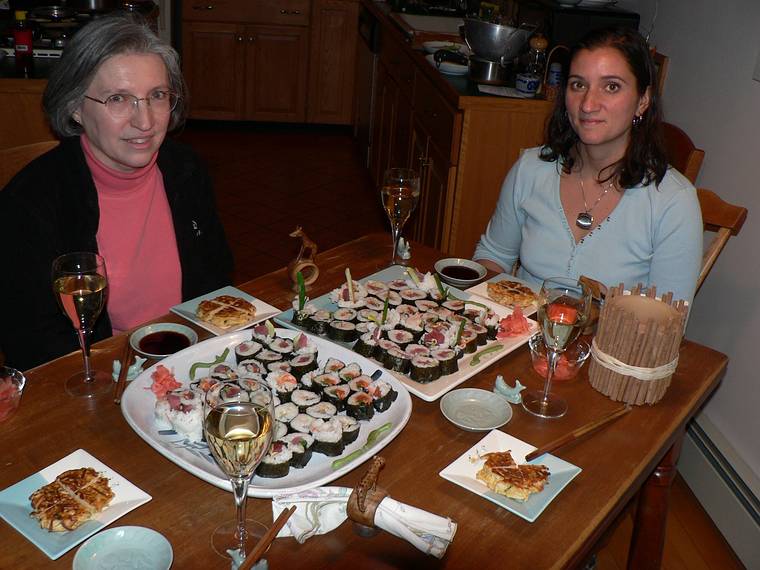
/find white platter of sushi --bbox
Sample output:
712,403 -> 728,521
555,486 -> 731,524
275,265 -> 538,402
120,328 -> 412,498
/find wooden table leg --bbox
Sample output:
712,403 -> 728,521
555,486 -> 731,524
627,427 -> 686,569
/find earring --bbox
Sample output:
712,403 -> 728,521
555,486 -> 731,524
632,115 -> 643,127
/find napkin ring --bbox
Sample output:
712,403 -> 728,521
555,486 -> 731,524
347,456 -> 387,537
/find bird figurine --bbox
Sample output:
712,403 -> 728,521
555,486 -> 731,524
493,374 -> 525,404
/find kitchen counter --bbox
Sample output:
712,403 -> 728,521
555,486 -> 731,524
0,54 -> 59,79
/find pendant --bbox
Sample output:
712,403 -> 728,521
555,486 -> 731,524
576,212 -> 593,230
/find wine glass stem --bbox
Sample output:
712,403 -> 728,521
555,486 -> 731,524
231,476 -> 250,555
541,349 -> 561,408
390,222 -> 402,265
76,328 -> 94,383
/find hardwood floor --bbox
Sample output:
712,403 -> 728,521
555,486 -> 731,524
175,121 -> 743,570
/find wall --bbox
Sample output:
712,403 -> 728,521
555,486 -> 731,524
619,0 -> 760,493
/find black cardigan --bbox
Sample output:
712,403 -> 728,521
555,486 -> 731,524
0,136 -> 233,371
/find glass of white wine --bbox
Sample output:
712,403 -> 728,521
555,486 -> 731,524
522,277 -> 592,419
51,252 -> 111,398
380,167 -> 420,266
204,380 -> 275,559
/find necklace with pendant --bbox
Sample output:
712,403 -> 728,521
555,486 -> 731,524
576,174 -> 614,230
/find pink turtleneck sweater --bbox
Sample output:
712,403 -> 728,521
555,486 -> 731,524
82,136 -> 182,334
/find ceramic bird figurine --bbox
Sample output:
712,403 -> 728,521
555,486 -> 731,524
493,374 -> 525,404
111,356 -> 148,383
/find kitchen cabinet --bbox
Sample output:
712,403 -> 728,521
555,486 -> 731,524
0,79 -> 53,150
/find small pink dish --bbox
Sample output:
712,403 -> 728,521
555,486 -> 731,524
0,366 -> 26,422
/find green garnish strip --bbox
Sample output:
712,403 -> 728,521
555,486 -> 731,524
381,293 -> 390,325
446,291 -> 489,311
455,319 -> 465,345
345,267 -> 355,304
297,271 -> 306,311
189,347 -> 230,381
405,267 -> 422,286
469,344 -> 504,366
433,273 -> 448,298
332,422 -> 393,470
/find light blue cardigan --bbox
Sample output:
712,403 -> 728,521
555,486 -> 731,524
473,147 -> 703,305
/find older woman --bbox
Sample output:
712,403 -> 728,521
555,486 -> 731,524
474,27 -> 702,305
0,14 -> 233,370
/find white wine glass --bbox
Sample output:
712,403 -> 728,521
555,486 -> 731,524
204,380 -> 275,559
522,277 -> 592,419
51,252 -> 111,398
380,167 -> 420,265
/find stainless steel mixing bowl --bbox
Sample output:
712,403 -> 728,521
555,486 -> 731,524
462,18 -> 532,63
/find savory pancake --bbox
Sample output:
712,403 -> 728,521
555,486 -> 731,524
486,280 -> 536,309
476,451 -> 549,502
196,295 -> 256,328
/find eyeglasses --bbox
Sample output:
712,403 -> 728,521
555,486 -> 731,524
84,90 -> 179,118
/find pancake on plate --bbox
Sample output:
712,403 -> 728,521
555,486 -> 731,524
476,451 -> 549,502
196,295 -> 256,329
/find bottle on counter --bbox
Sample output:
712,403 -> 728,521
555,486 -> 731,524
544,62 -> 563,102
12,10 -> 34,78
525,34 -> 548,77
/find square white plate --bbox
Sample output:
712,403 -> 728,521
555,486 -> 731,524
170,285 -> 281,336
439,429 -> 581,523
0,449 -> 152,560
465,273 -> 539,317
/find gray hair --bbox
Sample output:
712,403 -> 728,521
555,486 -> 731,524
43,12 -> 187,137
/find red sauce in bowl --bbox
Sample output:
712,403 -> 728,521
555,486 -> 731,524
139,331 -> 191,355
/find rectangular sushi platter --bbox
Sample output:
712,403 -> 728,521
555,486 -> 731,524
120,329 -> 412,498
275,265 -> 538,402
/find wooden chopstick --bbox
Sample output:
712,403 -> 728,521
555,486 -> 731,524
238,505 -> 296,570
524,405 -> 631,462
113,338 -> 133,405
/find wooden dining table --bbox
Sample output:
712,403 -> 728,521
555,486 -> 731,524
0,233 -> 727,569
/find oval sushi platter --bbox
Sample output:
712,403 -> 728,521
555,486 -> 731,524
120,328 -> 412,498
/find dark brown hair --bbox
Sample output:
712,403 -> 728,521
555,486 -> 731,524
540,26 -> 668,188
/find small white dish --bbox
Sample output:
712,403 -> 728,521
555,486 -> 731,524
425,54 -> 468,76
434,258 -> 487,287
440,388 -> 512,431
464,272 -> 539,317
170,285 -> 281,336
439,429 -> 582,523
130,322 -> 199,359
73,526 -> 173,570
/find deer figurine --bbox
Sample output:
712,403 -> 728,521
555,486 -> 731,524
288,226 -> 320,291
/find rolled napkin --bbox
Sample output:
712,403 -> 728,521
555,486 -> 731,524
272,487 -> 457,558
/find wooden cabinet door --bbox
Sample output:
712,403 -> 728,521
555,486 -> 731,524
182,21 -> 244,120
243,25 -> 309,123
307,0 -> 359,124
369,63 -> 396,186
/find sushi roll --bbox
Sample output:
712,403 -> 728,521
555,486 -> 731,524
399,288 -> 428,304
327,320 -> 359,343
431,347 -> 459,376
353,330 -> 379,357
190,376 -> 223,394
248,386 -> 274,407
255,349 -> 283,366
415,299 -> 439,313
312,372 -> 341,393
395,304 -> 420,318
385,290 -> 403,307
299,369 -> 319,390
275,401 -> 299,424
405,343 -> 431,359
237,359 -> 264,377
386,329 -> 414,349
290,389 -> 321,412
256,441 -> 292,478
212,382 -> 250,404
330,280 -> 367,309
311,418 -> 345,456
210,363 -> 237,381
274,420 -> 288,441
429,306 -> 453,321
347,375 -> 373,393
467,323 -> 489,346
266,371 -> 298,402
382,347 -> 411,374
373,338 -> 400,362
266,361 -> 292,373
324,357 -> 346,373
306,309 -> 332,335
269,337 -> 294,357
235,340 -> 262,363
306,401 -> 338,419
386,278 -> 409,291
364,280 -> 389,298
368,379 -> 398,412
355,321 -> 373,335
422,328 -> 449,349
346,391 -> 375,421
333,307 -> 358,322
291,331 -> 318,356
338,362 -> 363,382
238,377 -> 265,393
458,329 -> 479,354
409,355 -> 441,383
336,415 -> 360,445
363,296 -> 386,311
442,299 -> 466,313
419,311 -> 440,325
289,353 -> 318,379
447,313 -> 469,328
356,308 -> 380,322
280,432 -> 314,468
290,413 -> 316,434
322,384 -> 351,411
160,389 -> 204,442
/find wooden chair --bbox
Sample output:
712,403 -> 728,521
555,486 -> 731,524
0,140 -> 59,189
662,121 -> 705,184
696,188 -> 747,293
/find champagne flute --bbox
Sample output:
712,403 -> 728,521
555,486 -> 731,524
51,252 -> 111,398
380,167 -> 420,266
522,277 -> 592,419
204,380 -> 275,559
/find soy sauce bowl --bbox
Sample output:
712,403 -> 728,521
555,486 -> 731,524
434,258 -> 487,288
130,323 -> 198,360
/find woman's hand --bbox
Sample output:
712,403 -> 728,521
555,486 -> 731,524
474,258 -> 505,274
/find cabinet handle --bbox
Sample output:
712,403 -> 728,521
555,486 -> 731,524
292,9 -> 301,14
236,35 -> 243,42
280,8 -> 289,13
192,4 -> 214,9
248,36 -> 255,42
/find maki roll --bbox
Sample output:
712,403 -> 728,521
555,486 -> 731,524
190,376 -> 223,394
346,391 -> 375,421
373,339 -> 400,362
442,299 -> 466,313
311,418 -> 345,456
409,355 -> 441,383
333,307 -> 358,322
269,337 -> 294,357
385,290 -> 403,307
238,377 -> 266,393
399,288 -> 428,304
336,415 -> 360,445
291,389 -> 321,412
353,330 -> 380,357
405,343 -> 431,359
338,362 -> 363,382
237,359 -> 264,377
299,369 -> 318,390
328,320 -> 359,343
364,280 -> 389,298
415,299 -> 439,312
306,309 -> 332,335
357,308 -> 380,323
395,304 -> 420,318
386,278 -> 409,291
235,340 -> 262,363
355,321 -> 373,335
273,420 -> 288,441
467,323 -> 489,346
458,329 -> 479,354
289,353 -> 318,379
368,379 -> 398,412
266,361 -> 292,373
306,401 -> 337,419
322,384 -> 351,411
382,347 -> 411,374
419,311 -> 440,325
324,357 -> 346,373
431,347 -> 459,375
275,401 -> 299,424
256,441 -> 292,478
266,371 -> 298,402
255,349 -> 283,366
348,375 -> 373,393
387,329 -> 414,349
290,413 -> 315,434
280,432 -> 314,468
292,331 -> 318,357
312,372 -> 341,393
363,296 -> 386,311
210,363 -> 238,381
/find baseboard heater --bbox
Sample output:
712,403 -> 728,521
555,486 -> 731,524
679,420 -> 760,567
